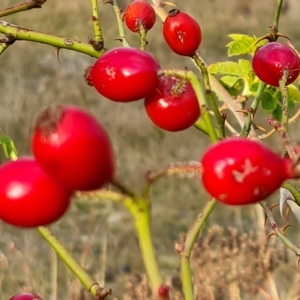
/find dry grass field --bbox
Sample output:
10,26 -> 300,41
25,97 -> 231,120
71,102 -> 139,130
1,0 -> 300,299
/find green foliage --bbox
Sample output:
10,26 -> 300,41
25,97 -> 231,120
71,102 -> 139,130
261,90 -> 277,112
208,59 -> 256,97
0,134 -> 17,161
226,34 -> 266,57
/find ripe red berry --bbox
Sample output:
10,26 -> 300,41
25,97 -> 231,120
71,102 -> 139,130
163,9 -> 202,56
31,104 -> 115,191
0,157 -> 72,228
90,47 -> 160,102
124,0 -> 156,32
158,284 -> 170,298
144,75 -> 200,131
201,138 -> 294,205
252,42 -> 300,87
9,293 -> 43,300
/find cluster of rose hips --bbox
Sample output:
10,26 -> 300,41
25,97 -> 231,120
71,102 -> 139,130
88,1 -> 300,206
4,1 -> 300,299
1,1 -> 300,232
0,104 -> 115,228
86,4 -> 203,132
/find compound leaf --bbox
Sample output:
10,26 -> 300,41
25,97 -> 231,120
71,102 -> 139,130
226,34 -> 265,57
261,90 -> 277,112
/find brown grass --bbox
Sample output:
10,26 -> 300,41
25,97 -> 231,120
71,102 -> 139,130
1,0 -> 300,299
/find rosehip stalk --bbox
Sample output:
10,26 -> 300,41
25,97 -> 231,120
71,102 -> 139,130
84,189 -> 168,299
192,54 -> 225,138
37,226 -> 104,297
90,0 -> 104,49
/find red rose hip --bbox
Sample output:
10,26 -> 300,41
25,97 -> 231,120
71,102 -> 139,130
9,293 -> 43,300
31,104 -> 115,191
163,9 -> 202,56
0,157 -> 72,228
124,0 -> 156,32
90,47 -> 160,102
201,138 -> 294,205
144,75 -> 200,131
252,42 -> 300,87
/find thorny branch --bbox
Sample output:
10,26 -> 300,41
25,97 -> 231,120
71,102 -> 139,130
0,0 -> 47,18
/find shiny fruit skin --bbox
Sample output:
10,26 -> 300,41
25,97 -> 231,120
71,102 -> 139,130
90,47 -> 160,102
0,157 -> 72,228
144,75 -> 200,131
9,293 -> 43,300
201,138 -> 294,205
163,9 -> 202,56
252,42 -> 300,87
32,105 -> 115,191
124,0 -> 156,32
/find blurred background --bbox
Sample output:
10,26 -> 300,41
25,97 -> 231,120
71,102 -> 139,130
1,0 -> 300,299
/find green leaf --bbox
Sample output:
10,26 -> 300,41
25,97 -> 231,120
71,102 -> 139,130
219,76 -> 243,97
226,34 -> 266,57
288,98 -> 296,110
219,75 -> 240,88
261,90 -> 277,112
287,84 -> 300,102
209,59 -> 251,78
250,82 -> 260,93
238,59 -> 252,75
272,105 -> 282,122
209,61 -> 241,76
0,135 -> 18,160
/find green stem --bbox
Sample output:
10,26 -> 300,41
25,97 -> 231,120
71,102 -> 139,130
37,226 -> 103,296
132,200 -> 165,297
90,0 -> 104,49
180,256 -> 194,300
0,0 -> 46,17
161,69 -> 219,143
279,71 -> 289,129
193,55 -> 247,130
179,199 -> 217,300
240,82 -> 266,137
81,190 -> 166,298
0,21 -> 103,58
110,178 -> 138,199
273,0 -> 283,28
111,0 -> 130,47
184,199 -> 217,255
0,42 -> 9,55
138,24 -> 148,50
192,54 -> 225,138
261,202 -> 300,256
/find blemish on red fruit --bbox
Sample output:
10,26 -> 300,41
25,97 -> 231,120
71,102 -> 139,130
84,66 -> 94,86
32,104 -> 115,191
